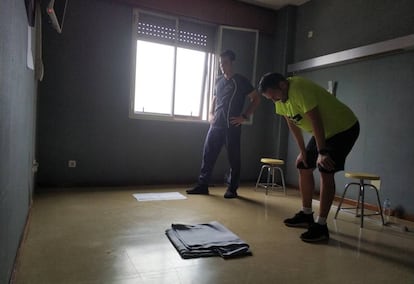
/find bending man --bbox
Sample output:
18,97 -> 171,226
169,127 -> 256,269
258,73 -> 359,242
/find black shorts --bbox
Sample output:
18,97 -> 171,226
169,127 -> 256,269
297,121 -> 360,173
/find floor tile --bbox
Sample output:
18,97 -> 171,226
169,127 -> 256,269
13,186 -> 414,284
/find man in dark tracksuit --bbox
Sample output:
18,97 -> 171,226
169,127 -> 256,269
187,50 -> 260,198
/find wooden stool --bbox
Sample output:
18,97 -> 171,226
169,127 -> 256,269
334,172 -> 385,228
255,158 -> 286,195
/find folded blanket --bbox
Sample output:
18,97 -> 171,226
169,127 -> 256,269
166,221 -> 251,259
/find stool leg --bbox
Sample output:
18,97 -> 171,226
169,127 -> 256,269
335,183 -> 352,219
335,180 -> 383,228
372,185 -> 385,225
266,166 -> 271,195
255,165 -> 266,190
360,179 -> 365,228
356,186 -> 362,217
271,167 -> 276,190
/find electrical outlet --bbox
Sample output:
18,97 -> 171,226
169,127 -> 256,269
68,160 -> 77,168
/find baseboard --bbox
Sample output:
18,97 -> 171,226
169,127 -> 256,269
332,195 -> 414,222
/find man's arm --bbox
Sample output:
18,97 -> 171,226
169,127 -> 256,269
229,90 -> 261,126
305,106 -> 325,152
305,106 -> 335,170
209,96 -> 216,123
285,116 -> 306,153
243,90 -> 261,118
285,116 -> 311,167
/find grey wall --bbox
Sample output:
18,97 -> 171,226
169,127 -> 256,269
0,1 -> 37,283
284,0 -> 414,216
36,0 -> 277,187
294,0 -> 414,61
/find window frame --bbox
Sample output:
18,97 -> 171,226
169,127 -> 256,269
129,9 -> 217,123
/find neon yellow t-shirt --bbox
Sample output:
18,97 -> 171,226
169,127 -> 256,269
275,76 -> 357,139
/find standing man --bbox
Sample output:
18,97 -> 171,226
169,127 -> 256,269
258,73 -> 359,242
187,50 -> 260,199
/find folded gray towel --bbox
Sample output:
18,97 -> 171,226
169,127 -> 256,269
166,221 -> 251,259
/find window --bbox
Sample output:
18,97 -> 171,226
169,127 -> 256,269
131,11 -> 217,121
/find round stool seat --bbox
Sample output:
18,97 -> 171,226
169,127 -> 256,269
345,172 -> 380,180
260,158 -> 284,165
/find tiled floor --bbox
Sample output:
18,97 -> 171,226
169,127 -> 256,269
14,185 -> 414,284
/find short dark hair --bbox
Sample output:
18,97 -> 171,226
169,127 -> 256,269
258,72 -> 287,94
220,50 -> 236,61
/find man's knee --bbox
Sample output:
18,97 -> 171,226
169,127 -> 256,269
318,164 -> 341,174
297,161 -> 316,170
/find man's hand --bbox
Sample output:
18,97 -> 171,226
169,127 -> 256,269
296,152 -> 308,168
317,154 -> 335,171
229,116 -> 245,126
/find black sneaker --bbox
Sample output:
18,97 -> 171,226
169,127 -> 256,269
284,211 -> 314,228
300,223 -> 330,243
186,185 -> 209,195
224,189 -> 238,199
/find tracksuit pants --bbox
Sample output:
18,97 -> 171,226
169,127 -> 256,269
198,126 -> 241,192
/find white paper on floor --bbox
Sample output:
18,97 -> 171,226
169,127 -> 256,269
133,192 -> 187,201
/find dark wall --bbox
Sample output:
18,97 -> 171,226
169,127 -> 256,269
265,6 -> 297,162
294,0 -> 414,61
36,0 -> 277,187
285,0 -> 414,216
0,1 -> 37,283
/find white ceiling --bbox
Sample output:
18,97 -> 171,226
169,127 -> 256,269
238,0 -> 309,10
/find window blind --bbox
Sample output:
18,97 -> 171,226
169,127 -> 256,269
137,11 -> 216,52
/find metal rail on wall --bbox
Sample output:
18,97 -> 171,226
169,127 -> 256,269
287,34 -> 414,74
